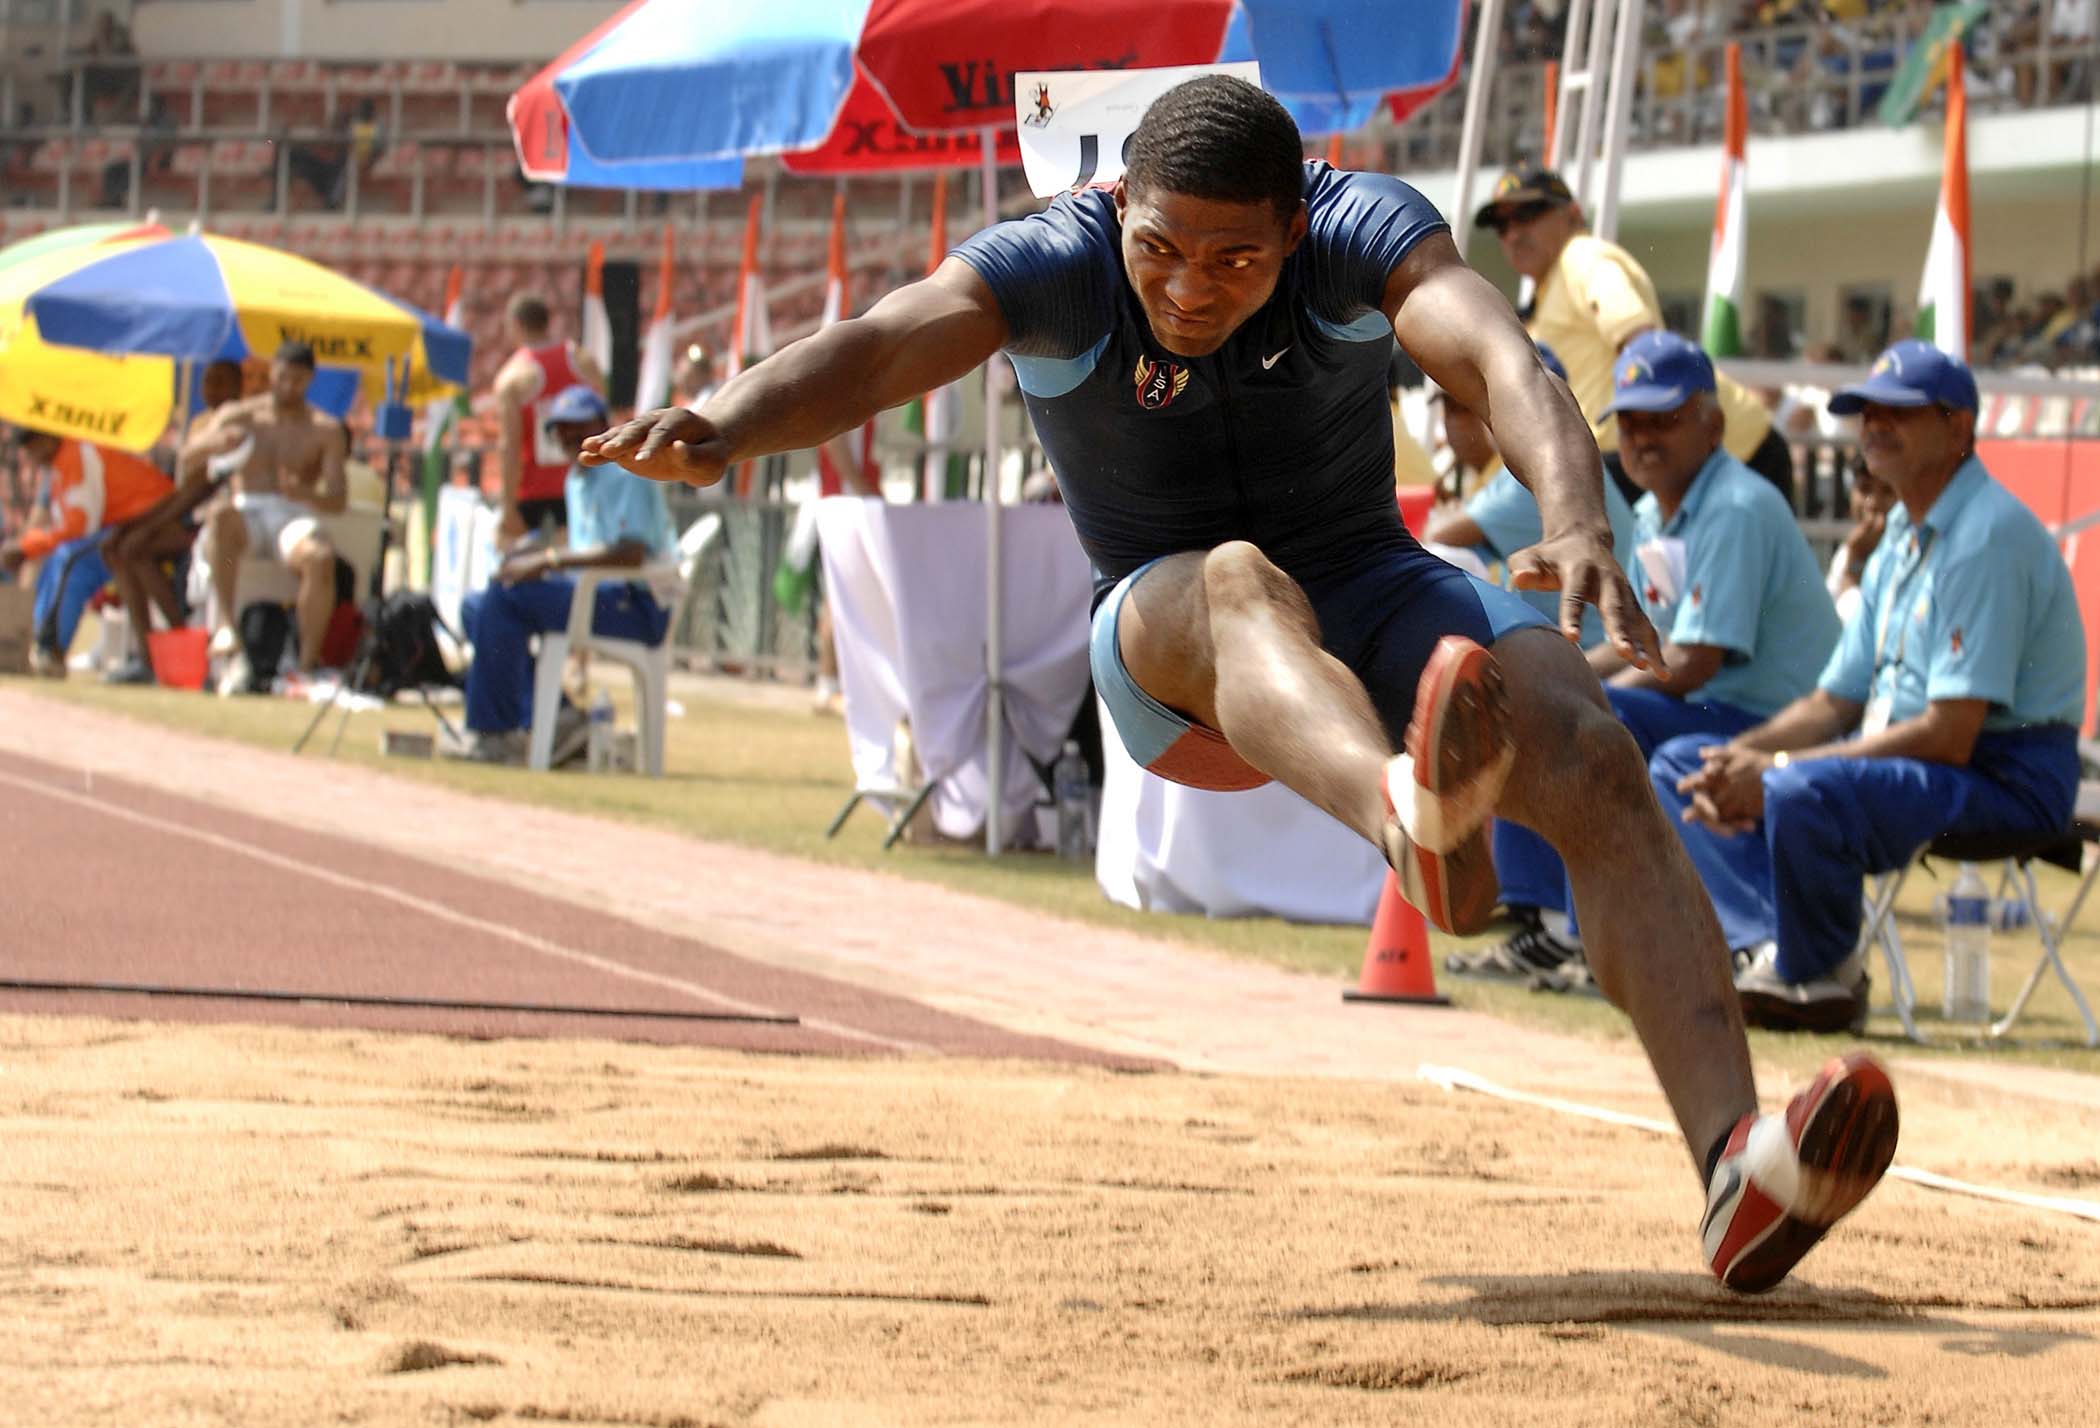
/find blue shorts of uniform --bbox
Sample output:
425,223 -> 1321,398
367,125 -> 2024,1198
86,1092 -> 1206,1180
1089,541 -> 1552,791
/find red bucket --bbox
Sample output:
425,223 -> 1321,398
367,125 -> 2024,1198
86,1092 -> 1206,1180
1396,484 -> 1436,536
147,627 -> 210,691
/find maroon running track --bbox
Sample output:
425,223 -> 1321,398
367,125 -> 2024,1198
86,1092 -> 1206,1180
0,748 -> 1149,1067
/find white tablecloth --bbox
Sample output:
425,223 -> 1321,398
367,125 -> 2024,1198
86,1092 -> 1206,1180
1093,697 -> 1387,924
817,498 -> 1094,846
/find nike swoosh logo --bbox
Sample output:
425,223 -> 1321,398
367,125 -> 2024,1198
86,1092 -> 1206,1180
1261,347 -> 1290,370
1700,1162 -> 1743,1241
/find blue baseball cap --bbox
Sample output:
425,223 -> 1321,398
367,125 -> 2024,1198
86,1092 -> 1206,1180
542,384 -> 609,429
1602,330 -> 1715,416
1827,340 -> 1978,415
1535,341 -> 1568,382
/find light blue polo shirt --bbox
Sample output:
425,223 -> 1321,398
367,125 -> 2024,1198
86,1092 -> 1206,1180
564,462 -> 675,561
1820,456 -> 2086,731
1463,460 -> 1637,649
1632,449 -> 1838,716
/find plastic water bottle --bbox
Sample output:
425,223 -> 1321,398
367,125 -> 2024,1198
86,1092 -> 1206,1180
586,689 -> 616,773
1054,740 -> 1091,861
1941,862 -> 1991,1023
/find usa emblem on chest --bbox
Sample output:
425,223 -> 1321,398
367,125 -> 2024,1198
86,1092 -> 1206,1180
1133,355 -> 1190,410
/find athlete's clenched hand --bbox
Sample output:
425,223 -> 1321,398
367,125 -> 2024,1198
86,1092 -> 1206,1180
1507,530 -> 1669,675
580,408 -> 731,487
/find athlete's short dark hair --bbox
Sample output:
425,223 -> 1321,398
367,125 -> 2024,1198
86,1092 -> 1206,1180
508,294 -> 551,335
1124,76 -> 1304,221
274,340 -> 315,370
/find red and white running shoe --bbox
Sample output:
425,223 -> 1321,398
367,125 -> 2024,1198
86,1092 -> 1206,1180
1380,636 -> 1514,935
1702,1051 -> 1900,1293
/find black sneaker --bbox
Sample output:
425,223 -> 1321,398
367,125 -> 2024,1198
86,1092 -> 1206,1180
550,704 -> 591,768
101,655 -> 156,686
1444,906 -> 1584,979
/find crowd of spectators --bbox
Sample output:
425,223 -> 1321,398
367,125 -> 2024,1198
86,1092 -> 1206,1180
1500,1 -> 2094,136
1976,267 -> 2100,371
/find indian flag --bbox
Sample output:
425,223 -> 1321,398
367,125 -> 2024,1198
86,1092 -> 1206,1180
1700,43 -> 1748,357
820,187 -> 848,330
775,190 -> 854,616
633,226 -> 677,413
916,172 -> 962,502
416,264 -> 467,589
582,240 -> 614,375
727,195 -> 772,378
1916,40 -> 1970,358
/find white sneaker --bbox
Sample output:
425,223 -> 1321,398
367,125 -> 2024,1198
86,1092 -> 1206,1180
1735,943 -> 1869,1034
1702,1052 -> 1898,1292
215,651 -> 253,698
1379,636 -> 1513,934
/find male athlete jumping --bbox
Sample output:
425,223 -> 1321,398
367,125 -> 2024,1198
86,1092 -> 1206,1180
588,77 -> 1897,1292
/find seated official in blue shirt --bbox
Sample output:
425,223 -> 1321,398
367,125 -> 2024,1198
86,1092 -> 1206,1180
1424,342 -> 1637,979
1654,341 -> 2087,1032
1479,332 -> 1840,978
452,385 -> 678,765
1424,342 -> 1638,653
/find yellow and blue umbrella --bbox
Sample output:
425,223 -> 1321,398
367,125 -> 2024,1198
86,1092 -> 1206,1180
0,222 -> 179,450
0,226 -> 471,450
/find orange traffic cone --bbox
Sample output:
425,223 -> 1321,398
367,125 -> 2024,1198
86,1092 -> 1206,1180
1343,870 -> 1450,1005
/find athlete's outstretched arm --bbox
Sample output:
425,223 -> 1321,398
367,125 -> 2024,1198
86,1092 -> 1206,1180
1382,233 -> 1661,671
582,259 -> 1010,487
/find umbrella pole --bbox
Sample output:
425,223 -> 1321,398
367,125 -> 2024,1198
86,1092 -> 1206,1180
981,131 -> 1005,856
175,359 -> 195,435
1448,0 -> 1506,266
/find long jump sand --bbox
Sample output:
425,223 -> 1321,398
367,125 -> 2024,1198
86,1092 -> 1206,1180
3,687 -> 2098,1425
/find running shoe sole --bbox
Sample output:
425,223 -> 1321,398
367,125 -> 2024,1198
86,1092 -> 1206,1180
1382,636 -> 1514,935
1702,1051 -> 1900,1293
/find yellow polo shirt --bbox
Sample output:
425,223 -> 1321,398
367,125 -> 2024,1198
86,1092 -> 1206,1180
1526,234 -> 1772,463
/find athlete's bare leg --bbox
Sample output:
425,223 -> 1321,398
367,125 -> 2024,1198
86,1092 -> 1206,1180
1116,547 -> 1757,1173
106,520 -> 197,649
1482,625 -> 1757,1168
205,504 -> 248,636
287,532 -> 337,671
1116,543 -> 1390,842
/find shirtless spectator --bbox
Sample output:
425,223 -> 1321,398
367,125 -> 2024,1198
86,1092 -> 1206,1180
493,295 -> 605,544
193,342 -> 346,692
100,359 -> 246,684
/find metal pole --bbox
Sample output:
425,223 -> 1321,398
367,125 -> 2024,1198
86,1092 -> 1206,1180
981,129 -> 1005,856
1447,0 -> 1506,265
1570,0 -> 1616,207
1593,0 -> 1645,243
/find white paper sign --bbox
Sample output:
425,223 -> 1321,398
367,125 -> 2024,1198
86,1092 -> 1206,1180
1634,536 -> 1689,609
1015,62 -> 1261,198
432,485 -> 499,637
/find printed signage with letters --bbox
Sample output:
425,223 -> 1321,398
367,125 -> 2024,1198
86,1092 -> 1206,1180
1014,62 -> 1261,198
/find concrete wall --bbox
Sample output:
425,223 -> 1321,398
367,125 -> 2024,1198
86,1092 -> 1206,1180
1435,105 -> 2100,353
131,0 -> 621,62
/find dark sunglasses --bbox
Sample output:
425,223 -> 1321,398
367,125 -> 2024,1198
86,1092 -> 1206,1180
1486,201 -> 1554,234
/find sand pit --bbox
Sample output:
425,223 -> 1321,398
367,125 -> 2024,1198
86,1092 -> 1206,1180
4,1014 -> 2097,1428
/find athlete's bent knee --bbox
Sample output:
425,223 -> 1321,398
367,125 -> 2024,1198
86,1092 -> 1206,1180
1201,541 -> 1310,627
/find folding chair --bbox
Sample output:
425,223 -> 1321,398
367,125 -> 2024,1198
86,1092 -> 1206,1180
1856,819 -> 2100,1047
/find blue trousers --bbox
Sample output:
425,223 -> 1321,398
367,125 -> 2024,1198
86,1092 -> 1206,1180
462,576 -> 668,733
1494,684 -> 1766,925
1650,725 -> 2080,981
32,535 -> 110,655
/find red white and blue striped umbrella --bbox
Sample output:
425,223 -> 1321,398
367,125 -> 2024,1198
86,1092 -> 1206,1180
510,0 -> 1467,184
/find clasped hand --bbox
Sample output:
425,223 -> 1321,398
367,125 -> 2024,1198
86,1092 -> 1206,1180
1674,743 -> 1771,834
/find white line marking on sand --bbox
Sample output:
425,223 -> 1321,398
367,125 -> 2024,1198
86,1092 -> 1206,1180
1419,1063 -> 2100,1225
2,766 -> 926,1053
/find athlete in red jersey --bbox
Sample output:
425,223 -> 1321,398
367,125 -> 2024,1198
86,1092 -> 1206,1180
492,293 -> 605,543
